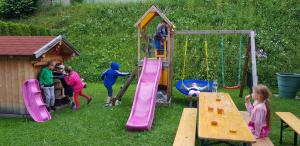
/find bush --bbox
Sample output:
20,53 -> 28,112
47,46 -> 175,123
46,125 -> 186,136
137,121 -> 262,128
0,0 -> 37,19
0,21 -> 51,36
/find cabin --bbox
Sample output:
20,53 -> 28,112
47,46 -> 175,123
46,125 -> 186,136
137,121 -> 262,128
0,35 -> 79,116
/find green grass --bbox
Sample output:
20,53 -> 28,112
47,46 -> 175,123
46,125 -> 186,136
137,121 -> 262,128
0,83 -> 299,146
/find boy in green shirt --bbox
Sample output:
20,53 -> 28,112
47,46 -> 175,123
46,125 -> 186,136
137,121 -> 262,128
39,61 -> 56,111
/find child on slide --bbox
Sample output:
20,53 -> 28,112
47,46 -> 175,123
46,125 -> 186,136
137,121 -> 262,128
245,84 -> 271,138
101,62 -> 130,107
182,82 -> 208,107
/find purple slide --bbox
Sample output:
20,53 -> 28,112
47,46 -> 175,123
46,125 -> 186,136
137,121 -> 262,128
22,79 -> 51,122
126,57 -> 163,131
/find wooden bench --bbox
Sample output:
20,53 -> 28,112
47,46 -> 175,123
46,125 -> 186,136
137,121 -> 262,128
240,111 -> 274,146
276,112 -> 300,146
173,108 -> 197,146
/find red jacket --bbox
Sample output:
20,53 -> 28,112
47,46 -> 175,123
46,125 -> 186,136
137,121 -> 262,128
64,71 -> 84,92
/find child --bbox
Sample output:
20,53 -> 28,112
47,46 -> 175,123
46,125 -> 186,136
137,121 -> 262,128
154,20 -> 168,54
64,66 -> 92,110
182,82 -> 208,107
101,62 -> 129,106
53,64 -> 74,100
39,61 -> 56,111
245,84 -> 271,138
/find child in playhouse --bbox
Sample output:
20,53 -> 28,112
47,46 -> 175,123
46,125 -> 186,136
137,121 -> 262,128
101,62 -> 130,107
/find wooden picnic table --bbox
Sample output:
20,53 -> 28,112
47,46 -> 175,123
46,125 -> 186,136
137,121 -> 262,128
198,92 -> 256,145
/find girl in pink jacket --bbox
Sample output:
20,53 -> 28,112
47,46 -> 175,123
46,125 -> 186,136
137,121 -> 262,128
245,85 -> 271,138
64,67 -> 92,110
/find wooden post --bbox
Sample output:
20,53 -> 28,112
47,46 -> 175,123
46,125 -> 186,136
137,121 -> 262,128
167,27 -> 173,102
112,67 -> 138,106
137,28 -> 141,79
239,37 -> 251,97
138,28 -> 141,62
250,31 -> 258,86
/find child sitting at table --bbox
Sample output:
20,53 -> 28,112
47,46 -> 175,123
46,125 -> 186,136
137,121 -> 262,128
182,82 -> 208,107
245,84 -> 271,138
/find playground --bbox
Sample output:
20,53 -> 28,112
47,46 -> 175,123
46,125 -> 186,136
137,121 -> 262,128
0,1 -> 300,146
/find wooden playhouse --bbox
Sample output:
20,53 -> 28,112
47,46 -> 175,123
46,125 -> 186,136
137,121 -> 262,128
0,35 -> 79,116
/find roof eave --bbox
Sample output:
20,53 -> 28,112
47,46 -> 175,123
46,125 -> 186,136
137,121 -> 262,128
33,35 -> 80,59
134,5 -> 174,29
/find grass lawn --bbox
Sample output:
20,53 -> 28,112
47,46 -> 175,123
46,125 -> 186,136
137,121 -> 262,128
0,83 -> 299,146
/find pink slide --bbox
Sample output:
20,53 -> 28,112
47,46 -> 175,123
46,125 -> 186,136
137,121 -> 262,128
22,79 -> 51,122
126,57 -> 162,131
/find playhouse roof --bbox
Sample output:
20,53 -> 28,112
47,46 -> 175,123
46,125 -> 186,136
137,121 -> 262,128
0,35 -> 80,58
134,5 -> 174,29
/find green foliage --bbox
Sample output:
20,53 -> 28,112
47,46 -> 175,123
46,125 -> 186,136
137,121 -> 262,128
16,0 -> 300,86
71,0 -> 84,4
0,0 -> 37,19
0,21 -> 51,35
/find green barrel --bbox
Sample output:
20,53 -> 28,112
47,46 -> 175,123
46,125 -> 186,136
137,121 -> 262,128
276,73 -> 300,98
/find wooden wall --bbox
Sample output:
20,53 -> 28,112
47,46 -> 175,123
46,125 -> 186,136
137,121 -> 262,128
0,47 -> 70,115
0,56 -> 35,115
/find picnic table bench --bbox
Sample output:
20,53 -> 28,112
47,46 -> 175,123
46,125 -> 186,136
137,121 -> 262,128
276,112 -> 300,146
173,108 -> 197,146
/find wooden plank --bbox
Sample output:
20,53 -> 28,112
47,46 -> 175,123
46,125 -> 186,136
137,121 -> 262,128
10,57 -> 17,114
167,27 -> 172,100
176,30 -> 254,35
138,28 -> 141,63
0,57 -> 5,112
173,108 -> 197,146
4,56 -> 11,113
276,112 -> 300,134
198,92 -> 256,143
139,12 -> 157,29
18,58 -> 27,114
112,67 -> 138,106
239,37 -> 251,97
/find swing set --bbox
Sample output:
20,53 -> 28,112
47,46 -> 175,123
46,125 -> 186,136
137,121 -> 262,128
175,30 -> 258,97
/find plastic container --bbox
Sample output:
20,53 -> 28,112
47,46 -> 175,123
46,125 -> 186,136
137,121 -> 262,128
276,73 -> 300,98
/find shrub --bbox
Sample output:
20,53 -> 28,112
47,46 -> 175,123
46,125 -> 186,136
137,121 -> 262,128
0,21 -> 50,36
0,0 -> 37,19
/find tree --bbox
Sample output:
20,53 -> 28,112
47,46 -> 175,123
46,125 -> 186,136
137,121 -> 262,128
0,0 -> 37,19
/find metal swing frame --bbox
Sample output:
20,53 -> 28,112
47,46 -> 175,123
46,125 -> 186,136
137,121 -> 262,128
175,30 -> 258,97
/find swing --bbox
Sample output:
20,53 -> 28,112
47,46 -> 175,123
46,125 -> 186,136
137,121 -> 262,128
175,38 -> 213,95
220,36 -> 243,89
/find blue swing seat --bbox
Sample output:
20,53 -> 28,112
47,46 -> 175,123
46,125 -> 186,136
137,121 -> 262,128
175,80 -> 213,95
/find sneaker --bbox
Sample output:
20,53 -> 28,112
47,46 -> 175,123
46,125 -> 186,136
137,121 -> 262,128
115,100 -> 122,106
87,97 -> 93,104
105,103 -> 112,107
70,102 -> 75,109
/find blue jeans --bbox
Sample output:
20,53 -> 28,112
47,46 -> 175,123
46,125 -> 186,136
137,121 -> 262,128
105,85 -> 113,97
43,86 -> 55,107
